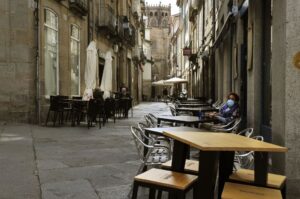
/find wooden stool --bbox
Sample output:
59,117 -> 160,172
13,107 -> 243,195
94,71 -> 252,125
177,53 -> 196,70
222,182 -> 282,199
161,159 -> 199,174
229,168 -> 286,198
132,168 -> 198,199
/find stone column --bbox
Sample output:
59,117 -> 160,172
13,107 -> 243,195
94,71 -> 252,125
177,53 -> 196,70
272,0 -> 300,198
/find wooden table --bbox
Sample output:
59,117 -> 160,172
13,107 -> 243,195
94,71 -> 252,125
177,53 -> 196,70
179,101 -> 206,104
177,103 -> 211,108
144,126 -> 202,137
156,116 -> 203,127
142,127 -> 204,160
176,107 -> 219,116
162,131 -> 288,199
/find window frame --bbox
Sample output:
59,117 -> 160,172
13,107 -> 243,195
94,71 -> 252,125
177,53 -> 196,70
44,8 -> 59,97
70,24 -> 81,96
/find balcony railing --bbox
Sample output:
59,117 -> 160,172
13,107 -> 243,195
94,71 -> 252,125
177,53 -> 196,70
69,0 -> 88,16
124,24 -> 136,46
98,4 -> 117,34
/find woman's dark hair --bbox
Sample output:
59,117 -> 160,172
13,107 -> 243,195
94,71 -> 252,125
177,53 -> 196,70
228,92 -> 239,102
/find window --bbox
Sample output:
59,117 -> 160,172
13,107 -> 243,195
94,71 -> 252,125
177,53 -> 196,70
161,12 -> 164,16
150,12 -> 153,16
150,18 -> 157,27
155,12 -> 157,16
70,25 -> 80,95
162,19 -> 167,27
44,9 -> 58,96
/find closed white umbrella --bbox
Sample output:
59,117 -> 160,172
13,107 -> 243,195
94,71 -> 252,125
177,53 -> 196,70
100,51 -> 112,99
165,77 -> 188,83
83,41 -> 98,100
152,80 -> 173,86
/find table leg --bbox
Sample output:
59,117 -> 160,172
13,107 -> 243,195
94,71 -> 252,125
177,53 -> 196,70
196,151 -> 219,199
157,119 -> 161,127
254,152 -> 269,186
143,130 -> 150,164
171,140 -> 189,171
218,151 -> 235,199
169,140 -> 189,199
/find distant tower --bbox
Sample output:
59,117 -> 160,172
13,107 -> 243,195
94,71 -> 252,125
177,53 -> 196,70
145,3 -> 171,28
145,3 -> 171,98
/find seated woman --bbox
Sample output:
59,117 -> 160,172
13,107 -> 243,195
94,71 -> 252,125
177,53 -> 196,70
208,92 -> 240,123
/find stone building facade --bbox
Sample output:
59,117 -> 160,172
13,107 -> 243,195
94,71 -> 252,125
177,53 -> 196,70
0,0 -> 88,123
88,0 -> 145,104
145,3 -> 171,99
0,0 -> 145,123
173,0 -> 300,197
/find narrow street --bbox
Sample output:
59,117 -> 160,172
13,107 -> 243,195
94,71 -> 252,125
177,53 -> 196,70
0,102 -> 175,199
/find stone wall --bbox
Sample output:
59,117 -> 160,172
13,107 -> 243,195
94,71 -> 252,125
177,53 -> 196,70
0,0 -> 37,123
272,0 -> 300,198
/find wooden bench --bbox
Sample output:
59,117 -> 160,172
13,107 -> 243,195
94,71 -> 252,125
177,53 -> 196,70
161,159 -> 199,174
132,168 -> 198,199
229,168 -> 286,198
222,182 -> 282,199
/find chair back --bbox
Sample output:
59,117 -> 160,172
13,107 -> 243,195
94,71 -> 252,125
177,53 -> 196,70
169,106 -> 177,116
148,113 -> 157,120
131,126 -> 151,161
228,117 -> 242,132
49,96 -> 62,111
251,135 -> 264,141
147,114 -> 157,126
144,115 -> 156,127
72,96 -> 82,100
237,128 -> 254,137
138,122 -> 150,130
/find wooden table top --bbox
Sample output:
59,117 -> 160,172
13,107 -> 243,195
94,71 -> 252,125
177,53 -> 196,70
144,126 -> 205,136
157,115 -> 201,123
176,107 -> 218,112
162,131 -> 288,152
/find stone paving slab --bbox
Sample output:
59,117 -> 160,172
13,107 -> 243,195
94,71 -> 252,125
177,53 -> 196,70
0,102 -> 175,199
41,179 -> 99,199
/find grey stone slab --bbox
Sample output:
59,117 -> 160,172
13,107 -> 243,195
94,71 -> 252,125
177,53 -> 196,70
39,161 -> 140,189
38,160 -> 69,170
42,180 -> 99,199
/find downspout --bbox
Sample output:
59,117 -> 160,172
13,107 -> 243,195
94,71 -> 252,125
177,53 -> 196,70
211,0 -> 216,100
34,0 -> 41,124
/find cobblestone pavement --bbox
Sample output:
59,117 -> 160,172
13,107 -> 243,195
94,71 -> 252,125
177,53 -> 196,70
0,102 -> 195,199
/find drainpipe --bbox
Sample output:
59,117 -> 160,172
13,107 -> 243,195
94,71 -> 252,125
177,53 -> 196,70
34,0 -> 41,124
211,0 -> 216,100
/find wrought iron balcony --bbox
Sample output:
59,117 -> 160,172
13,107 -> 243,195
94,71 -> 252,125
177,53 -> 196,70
124,24 -> 136,46
69,0 -> 88,16
98,4 -> 117,35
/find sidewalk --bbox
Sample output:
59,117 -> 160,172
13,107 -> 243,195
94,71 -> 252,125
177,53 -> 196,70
0,102 -> 171,199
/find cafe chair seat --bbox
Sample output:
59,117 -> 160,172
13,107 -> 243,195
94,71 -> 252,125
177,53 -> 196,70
222,182 -> 282,199
229,168 -> 286,198
229,168 -> 286,189
161,159 -> 199,175
132,168 -> 198,199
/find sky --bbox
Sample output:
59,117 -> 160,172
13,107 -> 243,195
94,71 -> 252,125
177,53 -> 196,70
145,0 -> 180,15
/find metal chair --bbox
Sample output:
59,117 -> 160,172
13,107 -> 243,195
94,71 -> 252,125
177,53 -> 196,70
130,126 -> 171,174
235,135 -> 264,169
45,96 -> 64,126
144,115 -> 156,127
237,128 -> 254,137
169,106 -> 177,116
211,118 -> 242,133
138,121 -> 171,150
